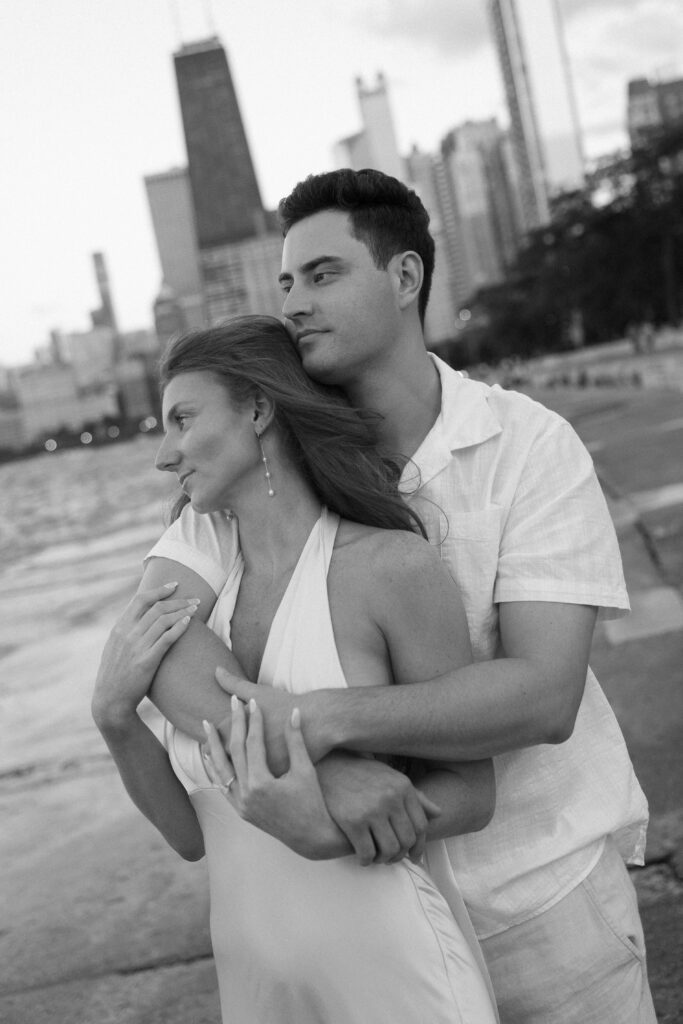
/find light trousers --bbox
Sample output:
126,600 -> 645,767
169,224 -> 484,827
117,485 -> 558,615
480,838 -> 657,1024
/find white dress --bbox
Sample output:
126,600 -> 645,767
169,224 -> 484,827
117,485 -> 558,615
164,509 -> 498,1024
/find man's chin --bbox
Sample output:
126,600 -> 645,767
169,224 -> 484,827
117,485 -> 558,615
299,352 -> 343,386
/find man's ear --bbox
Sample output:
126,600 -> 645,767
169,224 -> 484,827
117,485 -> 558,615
251,391 -> 276,434
393,251 -> 424,311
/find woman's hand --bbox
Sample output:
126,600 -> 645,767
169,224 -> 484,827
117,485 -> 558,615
202,696 -> 346,860
92,581 -> 201,730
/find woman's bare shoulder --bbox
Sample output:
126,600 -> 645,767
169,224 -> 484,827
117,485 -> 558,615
334,520 -> 443,581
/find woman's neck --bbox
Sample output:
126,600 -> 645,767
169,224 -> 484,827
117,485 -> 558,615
230,472 -> 322,576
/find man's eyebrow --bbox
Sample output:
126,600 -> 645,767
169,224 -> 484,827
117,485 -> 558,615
278,255 -> 345,285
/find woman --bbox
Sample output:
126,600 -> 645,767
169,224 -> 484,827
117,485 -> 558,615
92,315 -> 498,1024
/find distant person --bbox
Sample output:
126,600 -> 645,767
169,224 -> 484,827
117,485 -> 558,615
93,316 -> 499,1024
145,170 -> 654,1023
640,319 -> 656,354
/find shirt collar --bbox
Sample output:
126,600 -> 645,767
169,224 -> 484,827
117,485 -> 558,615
432,354 -> 503,450
400,355 -> 503,493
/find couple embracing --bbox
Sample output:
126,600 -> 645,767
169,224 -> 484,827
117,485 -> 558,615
94,168 -> 655,1024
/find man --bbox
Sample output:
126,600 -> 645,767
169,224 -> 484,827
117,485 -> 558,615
145,169 -> 654,1022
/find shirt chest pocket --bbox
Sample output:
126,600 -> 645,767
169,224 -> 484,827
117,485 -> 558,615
437,506 -> 504,660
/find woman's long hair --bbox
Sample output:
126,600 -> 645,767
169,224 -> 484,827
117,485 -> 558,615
159,315 -> 425,537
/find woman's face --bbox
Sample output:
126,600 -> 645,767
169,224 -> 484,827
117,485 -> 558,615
156,371 -> 260,513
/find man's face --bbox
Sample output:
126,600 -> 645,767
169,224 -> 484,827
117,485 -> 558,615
279,210 -> 401,387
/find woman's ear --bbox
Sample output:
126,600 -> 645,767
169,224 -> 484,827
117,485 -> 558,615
251,391 -> 275,435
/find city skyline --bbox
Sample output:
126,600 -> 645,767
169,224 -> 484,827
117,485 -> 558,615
2,0 -> 682,367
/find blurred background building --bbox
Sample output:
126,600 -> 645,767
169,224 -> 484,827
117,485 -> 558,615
488,0 -> 585,228
144,167 -> 205,342
334,73 -> 405,181
5,4 -> 683,456
628,74 -> 683,152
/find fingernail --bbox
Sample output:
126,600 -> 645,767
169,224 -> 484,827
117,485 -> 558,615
163,581 -> 178,590
231,695 -> 239,710
248,698 -> 257,712
187,598 -> 201,606
187,605 -> 198,615
291,707 -> 301,727
181,615 -> 190,624
202,719 -> 211,736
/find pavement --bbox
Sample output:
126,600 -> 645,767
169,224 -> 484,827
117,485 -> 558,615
1,342 -> 682,1024
524,383 -> 683,1024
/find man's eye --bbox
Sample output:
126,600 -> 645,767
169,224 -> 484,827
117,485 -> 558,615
313,271 -> 332,284
175,414 -> 188,428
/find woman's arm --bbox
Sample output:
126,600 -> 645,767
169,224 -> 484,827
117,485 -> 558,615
95,709 -> 205,861
140,557 -> 236,739
92,582 -> 205,860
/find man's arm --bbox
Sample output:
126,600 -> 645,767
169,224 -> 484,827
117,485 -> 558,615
219,600 -> 597,763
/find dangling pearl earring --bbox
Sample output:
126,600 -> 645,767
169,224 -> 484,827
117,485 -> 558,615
256,430 -> 275,497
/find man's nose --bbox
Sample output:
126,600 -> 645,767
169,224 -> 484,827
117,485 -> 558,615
155,435 -> 178,472
281,282 -> 312,320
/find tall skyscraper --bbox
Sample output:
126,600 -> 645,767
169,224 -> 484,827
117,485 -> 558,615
145,167 -> 202,298
627,75 -> 683,151
334,73 -> 405,181
488,0 -> 584,229
174,37 -> 265,247
90,252 -> 119,333
405,147 -> 460,346
145,167 -> 205,341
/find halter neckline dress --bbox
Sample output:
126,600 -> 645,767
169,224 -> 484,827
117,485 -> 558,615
165,508 -> 498,1024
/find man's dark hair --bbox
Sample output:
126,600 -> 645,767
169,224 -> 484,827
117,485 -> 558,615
278,168 -> 435,325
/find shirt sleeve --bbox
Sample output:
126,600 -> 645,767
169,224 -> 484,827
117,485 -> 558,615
494,417 -> 630,619
144,503 -> 239,596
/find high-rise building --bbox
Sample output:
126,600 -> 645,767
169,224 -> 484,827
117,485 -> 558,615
174,37 -> 266,248
201,234 -> 284,325
145,166 -> 205,342
90,252 -> 119,333
488,0 -> 584,229
628,75 -> 683,151
413,120 -> 522,322
169,36 -> 284,330
51,326 -> 117,388
145,167 -> 203,297
334,73 -> 405,181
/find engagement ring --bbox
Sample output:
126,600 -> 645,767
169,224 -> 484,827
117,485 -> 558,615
219,775 -> 237,796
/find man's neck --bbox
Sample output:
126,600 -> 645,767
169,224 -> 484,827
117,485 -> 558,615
346,349 -> 442,458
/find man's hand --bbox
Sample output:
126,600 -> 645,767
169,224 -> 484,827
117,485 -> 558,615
215,666 -> 321,775
317,752 -> 442,866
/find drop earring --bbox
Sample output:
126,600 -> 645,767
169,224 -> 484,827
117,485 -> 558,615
256,430 -> 275,497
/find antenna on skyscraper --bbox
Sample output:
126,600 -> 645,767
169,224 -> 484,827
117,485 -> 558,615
167,0 -> 183,44
202,0 -> 217,35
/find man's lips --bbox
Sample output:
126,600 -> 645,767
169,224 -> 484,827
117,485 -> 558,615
295,328 -> 327,343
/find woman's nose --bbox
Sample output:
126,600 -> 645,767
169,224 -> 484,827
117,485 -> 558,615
155,435 -> 178,472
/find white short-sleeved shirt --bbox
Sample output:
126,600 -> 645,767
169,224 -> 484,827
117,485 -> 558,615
146,355 -> 648,939
397,357 -> 647,937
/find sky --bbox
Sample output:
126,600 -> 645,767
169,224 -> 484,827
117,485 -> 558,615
1,0 -> 682,367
